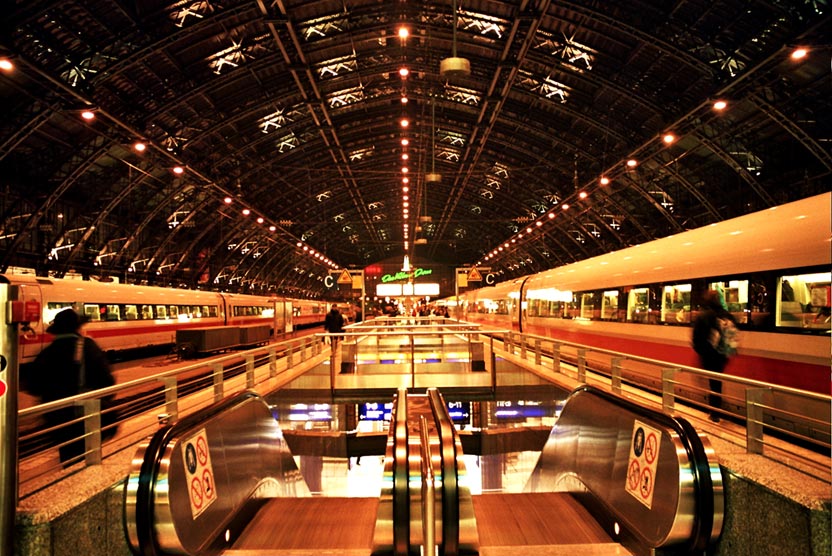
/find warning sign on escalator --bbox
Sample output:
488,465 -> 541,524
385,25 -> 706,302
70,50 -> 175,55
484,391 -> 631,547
182,428 -> 217,519
625,419 -> 660,509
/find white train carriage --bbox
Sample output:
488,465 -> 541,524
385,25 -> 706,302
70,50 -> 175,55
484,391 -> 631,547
456,192 -> 831,396
291,298 -> 328,329
3,275 -> 225,364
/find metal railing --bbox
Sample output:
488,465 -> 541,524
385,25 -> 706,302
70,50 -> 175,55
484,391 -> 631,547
495,329 -> 831,481
17,334 -> 323,495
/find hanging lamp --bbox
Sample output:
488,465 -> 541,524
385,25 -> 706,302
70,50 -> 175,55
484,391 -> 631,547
439,0 -> 471,80
425,97 -> 442,184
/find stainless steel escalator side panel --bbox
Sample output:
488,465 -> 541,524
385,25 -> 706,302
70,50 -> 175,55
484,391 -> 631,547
526,386 -> 722,551
372,388 -> 409,556
124,391 -> 309,555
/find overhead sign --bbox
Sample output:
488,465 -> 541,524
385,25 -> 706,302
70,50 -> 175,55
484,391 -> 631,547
625,419 -> 661,509
0,378 -> 6,398
381,268 -> 433,283
182,428 -> 217,519
337,269 -> 352,284
467,267 -> 482,281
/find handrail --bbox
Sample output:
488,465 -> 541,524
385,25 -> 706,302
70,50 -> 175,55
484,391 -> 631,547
488,327 -> 830,479
577,385 -> 720,553
391,388 -> 410,555
18,335 -> 323,492
427,388 -> 460,555
419,415 -> 436,556
125,390 -> 264,556
503,329 -> 829,402
527,384 -> 724,553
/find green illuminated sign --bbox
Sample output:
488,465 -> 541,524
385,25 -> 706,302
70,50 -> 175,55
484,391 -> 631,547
381,268 -> 433,283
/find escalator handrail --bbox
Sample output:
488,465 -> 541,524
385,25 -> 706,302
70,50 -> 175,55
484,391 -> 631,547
126,390 -> 263,556
427,388 -> 460,556
391,388 -> 409,555
571,384 -> 719,552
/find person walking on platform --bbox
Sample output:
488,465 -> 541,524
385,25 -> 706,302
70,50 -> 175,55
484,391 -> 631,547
324,304 -> 345,347
26,308 -> 116,467
692,290 -> 738,422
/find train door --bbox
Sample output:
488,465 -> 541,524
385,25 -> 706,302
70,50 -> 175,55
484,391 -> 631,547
515,276 -> 531,333
15,282 -> 45,363
273,300 -> 287,335
284,301 -> 294,333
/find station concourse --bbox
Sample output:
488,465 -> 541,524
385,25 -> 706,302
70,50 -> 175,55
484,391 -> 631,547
1,2 -> 830,555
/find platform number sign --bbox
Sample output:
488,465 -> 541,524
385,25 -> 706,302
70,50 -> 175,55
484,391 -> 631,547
625,419 -> 661,509
182,428 -> 217,519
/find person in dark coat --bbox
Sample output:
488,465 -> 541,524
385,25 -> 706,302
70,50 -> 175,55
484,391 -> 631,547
28,308 -> 115,466
692,290 -> 738,422
323,304 -> 345,345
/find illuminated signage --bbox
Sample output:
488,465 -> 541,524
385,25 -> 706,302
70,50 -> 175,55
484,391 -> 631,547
381,268 -> 433,283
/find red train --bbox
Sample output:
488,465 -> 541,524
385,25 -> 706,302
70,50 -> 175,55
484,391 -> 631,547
1,274 -> 330,364
453,193 -> 831,395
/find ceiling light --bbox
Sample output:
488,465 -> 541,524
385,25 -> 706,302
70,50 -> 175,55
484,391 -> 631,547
400,118 -> 409,127
242,208 -> 251,216
398,27 -> 409,39
713,100 -> 728,111
81,110 -> 96,120
662,133 -> 676,144
791,48 -> 808,60
401,138 -> 409,146
600,176 -> 610,185
579,191 -> 588,199
399,67 -> 409,78
439,0 -> 471,81
626,159 -> 638,168
133,142 -> 146,152
172,166 -> 184,174
224,197 -> 233,204
0,58 -> 13,72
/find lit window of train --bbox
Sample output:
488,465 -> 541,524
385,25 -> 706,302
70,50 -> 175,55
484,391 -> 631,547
78,302 -> 221,321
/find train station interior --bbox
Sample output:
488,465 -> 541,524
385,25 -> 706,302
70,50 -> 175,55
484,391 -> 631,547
0,2 -> 829,556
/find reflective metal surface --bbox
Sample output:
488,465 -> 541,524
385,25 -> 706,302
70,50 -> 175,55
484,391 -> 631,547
372,388 -> 409,555
526,385 -> 723,553
428,388 -> 479,556
124,391 -> 308,555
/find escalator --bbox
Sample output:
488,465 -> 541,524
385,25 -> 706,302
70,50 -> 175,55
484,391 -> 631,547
123,385 -> 723,555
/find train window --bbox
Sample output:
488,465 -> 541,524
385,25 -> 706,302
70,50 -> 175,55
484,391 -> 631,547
627,286 -> 660,324
155,305 -> 168,319
124,305 -> 139,320
83,304 -> 101,321
776,272 -> 831,330
141,305 -> 153,319
708,281 -> 749,324
661,284 -> 691,324
45,302 -> 74,325
602,291 -> 619,320
169,305 -> 179,319
579,292 -> 598,320
105,304 -> 121,321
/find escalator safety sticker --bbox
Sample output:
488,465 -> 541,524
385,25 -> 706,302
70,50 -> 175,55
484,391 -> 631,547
625,420 -> 661,509
182,428 -> 217,519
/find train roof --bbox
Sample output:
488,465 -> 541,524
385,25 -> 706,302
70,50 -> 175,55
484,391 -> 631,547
521,192 -> 831,292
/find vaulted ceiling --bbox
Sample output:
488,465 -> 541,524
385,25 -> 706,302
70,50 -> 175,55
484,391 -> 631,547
1,1 -> 829,296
